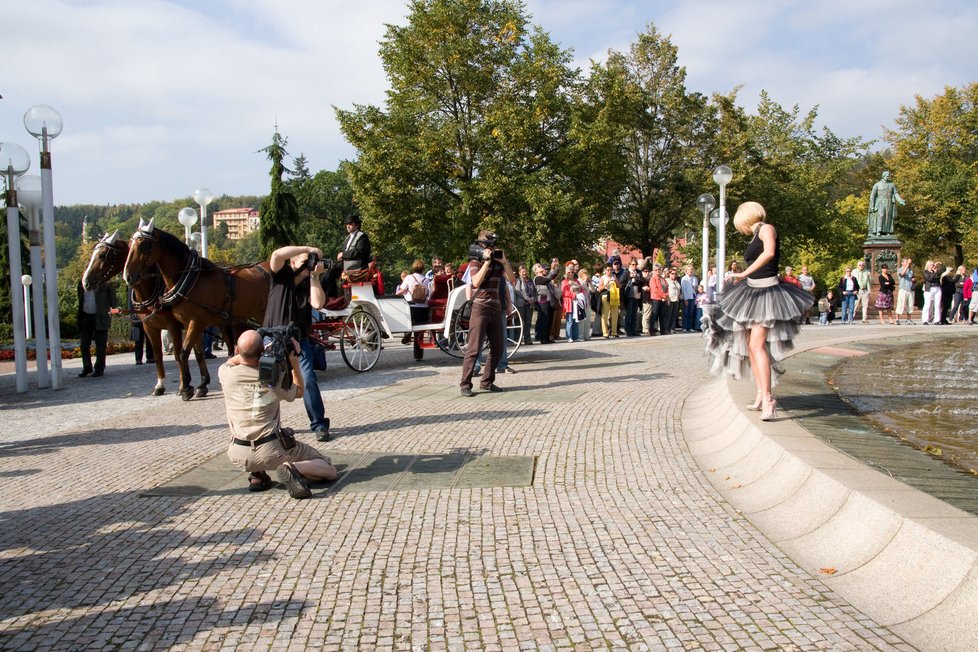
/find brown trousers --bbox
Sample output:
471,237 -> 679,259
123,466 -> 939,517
460,302 -> 504,389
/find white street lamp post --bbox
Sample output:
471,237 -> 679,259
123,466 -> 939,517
25,105 -> 64,389
21,275 -> 32,339
696,193 -> 715,299
1,142 -> 31,393
177,207 -> 198,246
193,188 -> 215,258
17,174 -> 49,387
712,165 -> 733,298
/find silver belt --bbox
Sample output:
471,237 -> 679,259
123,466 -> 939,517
746,276 -> 778,288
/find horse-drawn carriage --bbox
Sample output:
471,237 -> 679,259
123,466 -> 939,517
309,268 -> 524,371
83,220 -> 523,399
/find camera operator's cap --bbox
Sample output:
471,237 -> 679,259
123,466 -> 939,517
343,213 -> 362,225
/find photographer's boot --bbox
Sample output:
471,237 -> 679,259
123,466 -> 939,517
276,463 -> 312,499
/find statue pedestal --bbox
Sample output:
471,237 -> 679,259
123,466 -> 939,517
862,237 -> 901,319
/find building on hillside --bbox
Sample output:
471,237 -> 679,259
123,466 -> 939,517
212,208 -> 260,240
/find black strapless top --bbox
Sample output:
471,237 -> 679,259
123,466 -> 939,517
744,225 -> 780,280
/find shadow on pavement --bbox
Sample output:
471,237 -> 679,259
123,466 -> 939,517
0,423 -> 221,458
0,492 -> 272,624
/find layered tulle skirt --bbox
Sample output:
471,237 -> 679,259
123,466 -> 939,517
701,276 -> 812,386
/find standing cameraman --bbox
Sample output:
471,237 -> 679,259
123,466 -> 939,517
265,245 -> 331,441
460,230 -> 514,397
221,330 -> 337,499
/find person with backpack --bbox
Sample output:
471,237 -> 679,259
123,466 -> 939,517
395,259 -> 430,361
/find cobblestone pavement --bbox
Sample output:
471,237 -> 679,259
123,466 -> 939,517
0,325 -> 928,651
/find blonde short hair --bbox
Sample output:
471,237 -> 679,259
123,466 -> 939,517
733,201 -> 766,236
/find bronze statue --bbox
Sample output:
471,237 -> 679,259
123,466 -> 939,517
868,171 -> 905,236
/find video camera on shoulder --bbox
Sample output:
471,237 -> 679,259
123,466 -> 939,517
257,323 -> 301,388
468,232 -> 503,263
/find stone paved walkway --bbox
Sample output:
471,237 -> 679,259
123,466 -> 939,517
0,324 -> 936,651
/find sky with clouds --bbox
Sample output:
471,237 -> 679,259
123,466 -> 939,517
4,0 -> 976,206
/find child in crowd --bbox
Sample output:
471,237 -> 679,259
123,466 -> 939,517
694,284 -> 709,332
818,292 -> 830,325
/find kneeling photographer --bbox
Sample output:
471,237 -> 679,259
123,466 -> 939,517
220,329 -> 337,499
459,230 -> 514,397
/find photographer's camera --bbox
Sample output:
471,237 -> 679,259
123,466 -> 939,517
257,324 -> 300,388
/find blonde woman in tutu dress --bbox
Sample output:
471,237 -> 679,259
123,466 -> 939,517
701,202 -> 812,420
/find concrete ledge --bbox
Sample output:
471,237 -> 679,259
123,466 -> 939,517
684,368 -> 978,652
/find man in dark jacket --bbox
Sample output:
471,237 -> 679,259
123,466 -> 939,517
77,281 -> 117,377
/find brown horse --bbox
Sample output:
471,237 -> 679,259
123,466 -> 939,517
82,230 -> 211,396
123,218 -> 271,400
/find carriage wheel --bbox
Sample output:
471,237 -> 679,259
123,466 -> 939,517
441,304 -> 523,361
340,309 -> 382,372
436,308 -> 467,359
505,307 -> 523,360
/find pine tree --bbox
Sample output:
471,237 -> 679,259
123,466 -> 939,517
258,131 -> 301,259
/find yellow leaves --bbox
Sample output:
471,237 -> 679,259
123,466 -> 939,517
923,445 -> 943,457
495,21 -> 519,45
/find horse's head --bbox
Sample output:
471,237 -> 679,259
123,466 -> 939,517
123,218 -> 158,286
82,230 -> 128,291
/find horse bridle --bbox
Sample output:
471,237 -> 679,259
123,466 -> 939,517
90,239 -> 128,288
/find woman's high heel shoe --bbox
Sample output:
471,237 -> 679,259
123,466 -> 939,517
760,397 -> 778,421
747,395 -> 763,411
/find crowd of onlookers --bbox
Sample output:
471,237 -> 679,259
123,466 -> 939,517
815,258 -> 977,326
396,252 -> 978,349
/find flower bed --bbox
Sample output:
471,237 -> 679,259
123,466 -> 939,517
0,341 -> 136,361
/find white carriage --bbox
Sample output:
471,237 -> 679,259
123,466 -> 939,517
310,276 -> 523,372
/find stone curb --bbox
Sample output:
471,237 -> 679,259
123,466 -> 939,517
682,337 -> 978,652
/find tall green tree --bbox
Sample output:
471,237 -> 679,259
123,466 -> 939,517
294,166 -> 357,254
591,24 -> 713,259
886,83 -> 978,266
336,0 -> 621,263
712,90 -> 868,283
257,131 -> 300,259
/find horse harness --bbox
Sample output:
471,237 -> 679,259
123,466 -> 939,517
132,229 -> 270,327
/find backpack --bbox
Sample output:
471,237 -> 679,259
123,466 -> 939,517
409,274 -> 429,303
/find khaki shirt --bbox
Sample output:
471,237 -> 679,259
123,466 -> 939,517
855,269 -> 872,291
219,362 -> 298,441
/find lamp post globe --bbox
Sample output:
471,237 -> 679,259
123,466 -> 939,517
17,174 -> 43,229
0,142 -> 30,182
24,105 -> 64,144
178,207 -> 199,246
712,165 -> 733,187
193,188 -> 215,259
709,207 -> 729,229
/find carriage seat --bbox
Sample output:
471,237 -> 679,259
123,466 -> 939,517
427,274 -> 450,308
322,295 -> 350,311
